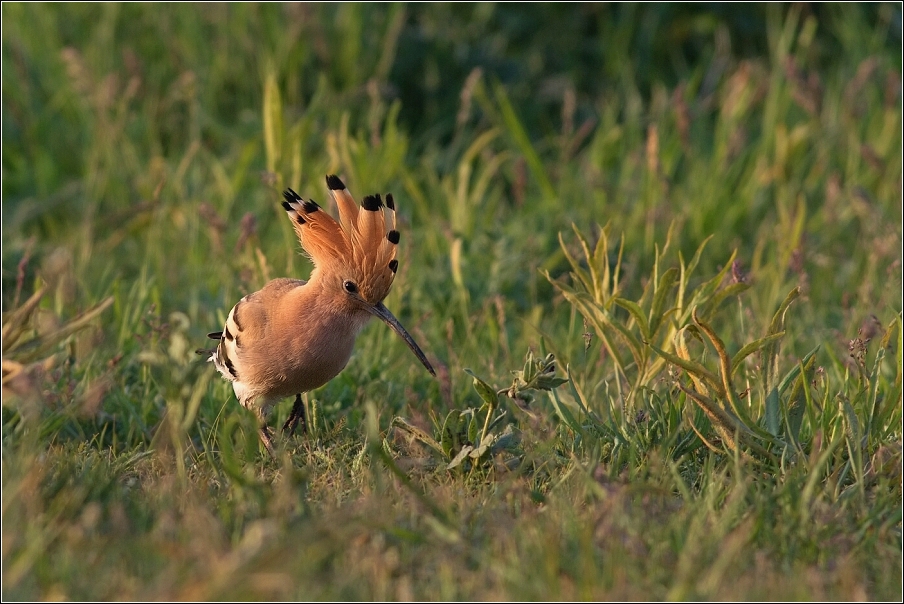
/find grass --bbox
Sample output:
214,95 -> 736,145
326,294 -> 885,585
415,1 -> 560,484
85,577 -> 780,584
2,3 -> 902,600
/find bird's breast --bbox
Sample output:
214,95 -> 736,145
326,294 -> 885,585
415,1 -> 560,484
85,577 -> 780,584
258,309 -> 368,396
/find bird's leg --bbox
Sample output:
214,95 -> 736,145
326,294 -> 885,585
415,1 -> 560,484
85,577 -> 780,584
282,393 -> 308,437
259,425 -> 277,458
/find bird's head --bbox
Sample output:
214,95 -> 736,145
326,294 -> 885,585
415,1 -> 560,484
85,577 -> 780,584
282,175 -> 435,376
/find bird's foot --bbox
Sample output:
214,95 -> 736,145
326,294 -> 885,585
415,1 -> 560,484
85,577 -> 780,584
282,393 -> 308,437
259,425 -> 277,458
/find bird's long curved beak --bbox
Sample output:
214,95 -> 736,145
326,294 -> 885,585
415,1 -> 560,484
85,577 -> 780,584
367,302 -> 436,376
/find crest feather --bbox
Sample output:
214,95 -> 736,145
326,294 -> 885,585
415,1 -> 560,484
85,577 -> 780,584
282,189 -> 348,266
283,178 -> 400,302
326,174 -> 359,235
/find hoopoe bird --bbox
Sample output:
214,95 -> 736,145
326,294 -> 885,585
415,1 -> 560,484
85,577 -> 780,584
201,175 -> 435,456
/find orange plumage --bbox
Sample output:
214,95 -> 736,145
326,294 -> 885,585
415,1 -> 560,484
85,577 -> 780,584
203,175 -> 434,456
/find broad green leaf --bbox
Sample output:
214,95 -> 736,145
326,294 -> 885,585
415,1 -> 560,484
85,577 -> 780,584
558,231 -> 594,295
764,387 -> 781,437
470,433 -> 496,459
676,235 -> 713,312
731,332 -> 786,374
468,410 -> 479,444
784,356 -> 815,446
648,341 -> 722,392
464,368 -> 499,408
684,249 -> 738,320
447,445 -> 474,470
548,388 -> 585,437
551,284 -> 631,372
649,267 -> 679,336
693,308 -> 767,436
571,224 -> 600,301
764,287 -> 800,392
441,410 -> 462,458
491,424 -> 518,453
777,346 -> 820,393
614,297 -> 651,341
535,375 -> 569,391
486,409 -> 508,434
566,364 -> 595,419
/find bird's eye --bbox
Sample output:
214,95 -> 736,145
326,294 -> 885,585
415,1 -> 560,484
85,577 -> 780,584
343,280 -> 358,294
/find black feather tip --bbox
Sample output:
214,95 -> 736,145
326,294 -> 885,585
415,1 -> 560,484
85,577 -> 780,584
361,194 -> 383,211
326,174 -> 346,190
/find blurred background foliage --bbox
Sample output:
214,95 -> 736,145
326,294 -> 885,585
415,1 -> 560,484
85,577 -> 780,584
4,3 -> 900,206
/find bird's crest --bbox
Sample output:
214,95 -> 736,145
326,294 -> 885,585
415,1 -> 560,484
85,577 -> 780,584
282,175 -> 400,303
